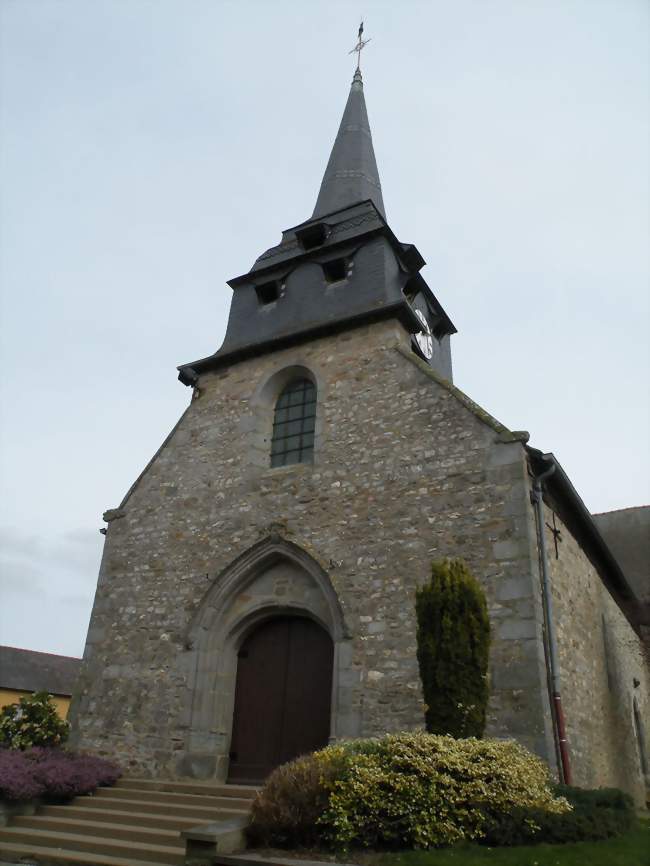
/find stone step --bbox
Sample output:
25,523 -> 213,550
95,784 -> 253,810
184,815 -> 250,859
74,792 -> 237,820
0,826 -> 184,865
12,813 -> 182,846
117,777 -> 258,800
0,840 -> 162,866
42,802 -> 247,832
0,778 -> 255,866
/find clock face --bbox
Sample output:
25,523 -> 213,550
414,309 -> 433,360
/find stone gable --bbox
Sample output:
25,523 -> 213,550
70,319 -> 555,778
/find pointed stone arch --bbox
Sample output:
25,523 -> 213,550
176,536 -> 356,780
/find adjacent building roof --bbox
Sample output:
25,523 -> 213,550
593,506 -> 650,604
0,646 -> 81,697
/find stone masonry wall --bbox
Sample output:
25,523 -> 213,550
543,506 -> 649,804
69,318 -> 555,778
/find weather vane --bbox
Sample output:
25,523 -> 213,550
349,20 -> 371,72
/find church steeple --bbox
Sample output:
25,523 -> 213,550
312,68 -> 385,219
178,38 -> 457,387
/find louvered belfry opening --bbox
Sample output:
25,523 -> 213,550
270,378 -> 316,467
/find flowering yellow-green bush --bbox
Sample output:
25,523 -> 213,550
248,732 -> 570,850
0,692 -> 69,750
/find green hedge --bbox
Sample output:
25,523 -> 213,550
482,784 -> 637,846
415,559 -> 490,738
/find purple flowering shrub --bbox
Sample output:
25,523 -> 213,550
0,749 -> 43,800
0,747 -> 121,801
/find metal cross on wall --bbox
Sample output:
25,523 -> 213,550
546,511 -> 563,559
349,20 -> 371,71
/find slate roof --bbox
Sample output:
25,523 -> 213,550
0,646 -> 81,697
526,449 -> 644,633
312,69 -> 385,219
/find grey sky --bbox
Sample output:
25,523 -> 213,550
1,0 -> 648,657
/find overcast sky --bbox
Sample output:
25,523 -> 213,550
1,0 -> 648,658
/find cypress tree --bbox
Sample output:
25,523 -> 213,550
415,558 -> 491,738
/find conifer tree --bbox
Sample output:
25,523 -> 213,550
415,558 -> 491,737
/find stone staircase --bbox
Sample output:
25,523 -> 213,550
0,777 -> 257,865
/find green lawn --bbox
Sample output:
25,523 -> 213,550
364,819 -> 650,866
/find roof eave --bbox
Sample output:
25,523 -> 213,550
526,446 -> 643,632
178,300 -> 420,383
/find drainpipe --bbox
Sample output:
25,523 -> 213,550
531,455 -> 572,786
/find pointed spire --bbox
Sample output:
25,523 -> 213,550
312,67 -> 385,219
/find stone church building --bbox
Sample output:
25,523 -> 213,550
69,66 -> 649,804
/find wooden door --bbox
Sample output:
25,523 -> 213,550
228,616 -> 333,783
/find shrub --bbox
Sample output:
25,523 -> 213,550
0,749 -> 43,800
482,784 -> 637,846
0,692 -> 70,750
247,752 -> 342,848
555,784 -> 635,813
415,559 -> 490,738
248,732 -> 569,850
0,747 -> 121,801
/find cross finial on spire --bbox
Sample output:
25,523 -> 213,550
348,20 -> 371,73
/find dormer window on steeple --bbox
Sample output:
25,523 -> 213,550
255,280 -> 281,306
322,258 -> 348,284
296,223 -> 329,251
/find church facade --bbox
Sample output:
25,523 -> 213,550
69,66 -> 649,804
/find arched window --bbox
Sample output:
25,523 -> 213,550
270,378 -> 316,467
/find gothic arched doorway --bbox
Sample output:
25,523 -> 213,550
227,616 -> 334,783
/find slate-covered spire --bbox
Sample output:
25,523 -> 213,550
312,68 -> 385,219
178,37 -> 457,387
